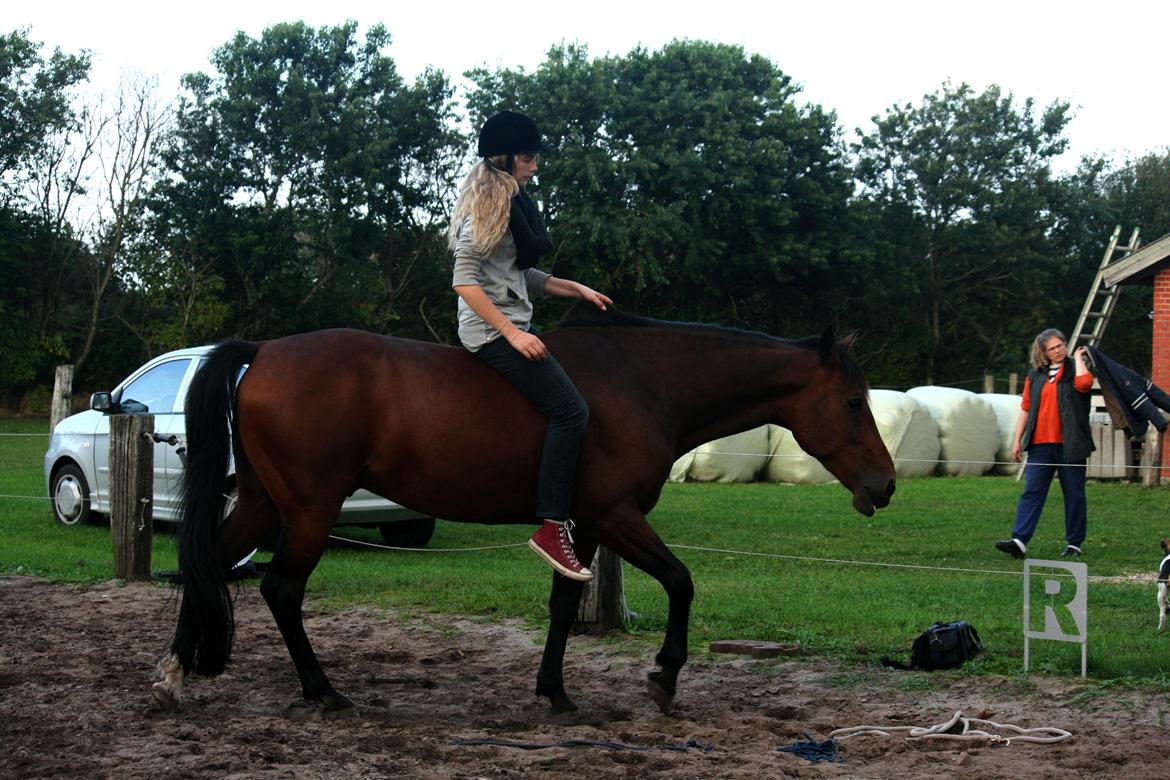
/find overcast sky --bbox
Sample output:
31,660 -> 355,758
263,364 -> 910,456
9,0 -> 1168,171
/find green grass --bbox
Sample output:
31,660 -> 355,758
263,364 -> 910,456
5,416 -> 1170,683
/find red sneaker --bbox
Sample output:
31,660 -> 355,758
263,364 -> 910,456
528,520 -> 593,581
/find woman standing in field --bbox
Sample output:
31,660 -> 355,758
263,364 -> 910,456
448,111 -> 612,582
995,328 -> 1095,559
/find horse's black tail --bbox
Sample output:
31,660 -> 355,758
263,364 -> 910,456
171,339 -> 259,677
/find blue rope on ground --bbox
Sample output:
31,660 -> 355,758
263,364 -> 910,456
776,733 -> 843,763
449,737 -> 712,753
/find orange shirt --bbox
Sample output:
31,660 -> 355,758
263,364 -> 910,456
1020,364 -> 1094,445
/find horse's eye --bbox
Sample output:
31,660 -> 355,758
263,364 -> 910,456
847,397 -> 864,411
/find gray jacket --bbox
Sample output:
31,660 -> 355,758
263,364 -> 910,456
451,215 -> 550,351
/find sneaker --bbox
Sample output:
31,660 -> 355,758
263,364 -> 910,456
528,520 -> 593,582
995,539 -> 1026,559
1060,545 -> 1082,558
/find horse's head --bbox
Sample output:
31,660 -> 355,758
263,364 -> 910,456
784,328 -> 895,516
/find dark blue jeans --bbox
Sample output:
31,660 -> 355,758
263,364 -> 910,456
477,335 -> 588,521
1011,442 -> 1087,548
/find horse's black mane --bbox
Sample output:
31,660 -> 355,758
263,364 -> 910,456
554,302 -> 868,390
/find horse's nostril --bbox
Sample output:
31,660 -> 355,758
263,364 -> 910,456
886,480 -> 896,497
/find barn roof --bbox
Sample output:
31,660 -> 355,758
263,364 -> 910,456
1102,231 -> 1170,286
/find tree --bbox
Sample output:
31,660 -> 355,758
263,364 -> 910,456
466,41 -> 856,336
0,28 -> 90,199
146,21 -> 462,344
1047,150 -> 1170,373
854,82 -> 1071,385
0,29 -> 91,401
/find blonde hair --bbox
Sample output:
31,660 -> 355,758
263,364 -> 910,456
447,156 -> 518,253
1030,328 -> 1067,370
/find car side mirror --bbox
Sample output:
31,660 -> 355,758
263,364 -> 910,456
90,392 -> 112,413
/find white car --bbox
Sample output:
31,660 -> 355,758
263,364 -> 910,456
44,345 -> 435,547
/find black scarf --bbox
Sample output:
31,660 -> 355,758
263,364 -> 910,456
509,188 -> 552,270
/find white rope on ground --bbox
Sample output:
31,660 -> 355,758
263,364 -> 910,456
830,710 -> 1073,745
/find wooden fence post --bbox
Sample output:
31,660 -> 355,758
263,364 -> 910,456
573,546 -> 624,635
110,414 -> 154,580
50,365 -> 74,431
1009,372 -> 1019,396
1142,423 -> 1164,487
983,374 -> 994,393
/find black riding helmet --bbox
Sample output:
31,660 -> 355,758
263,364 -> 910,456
477,111 -> 552,157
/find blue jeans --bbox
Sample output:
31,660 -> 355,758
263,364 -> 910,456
1011,443 -> 1087,548
477,335 -> 588,521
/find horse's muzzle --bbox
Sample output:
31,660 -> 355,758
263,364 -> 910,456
852,478 -> 895,517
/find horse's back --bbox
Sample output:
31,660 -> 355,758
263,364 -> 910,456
235,330 -> 553,520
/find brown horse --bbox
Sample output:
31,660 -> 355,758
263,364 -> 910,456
152,304 -> 895,715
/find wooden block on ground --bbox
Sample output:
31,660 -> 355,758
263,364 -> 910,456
709,640 -> 801,658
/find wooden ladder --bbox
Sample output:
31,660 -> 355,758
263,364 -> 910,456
1069,226 -> 1142,480
1070,225 -> 1142,349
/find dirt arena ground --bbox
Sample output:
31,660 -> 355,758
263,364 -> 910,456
2,575 -> 1167,779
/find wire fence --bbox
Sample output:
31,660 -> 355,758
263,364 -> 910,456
1,489 -> 1150,584
4,427 -> 1161,581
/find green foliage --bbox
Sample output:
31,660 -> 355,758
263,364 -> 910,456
2,24 -> 1170,398
854,82 -> 1073,385
467,40 -> 855,335
145,21 -> 463,343
0,28 -> 90,193
1047,151 -> 1170,373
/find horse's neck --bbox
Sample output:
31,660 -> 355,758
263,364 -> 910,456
647,333 -> 814,454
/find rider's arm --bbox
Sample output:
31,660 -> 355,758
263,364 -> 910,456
453,284 -> 547,361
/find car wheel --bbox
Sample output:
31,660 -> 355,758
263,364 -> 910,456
378,517 -> 435,548
50,463 -> 93,526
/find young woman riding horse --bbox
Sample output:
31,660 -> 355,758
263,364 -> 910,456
449,110 -> 612,582
153,308 -> 895,716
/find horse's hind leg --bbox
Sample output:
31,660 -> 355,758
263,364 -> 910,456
153,471 -> 281,711
260,509 -> 354,714
535,540 -> 598,714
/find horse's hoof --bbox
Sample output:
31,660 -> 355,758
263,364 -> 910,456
322,692 -> 356,715
150,682 -> 179,712
646,672 -> 674,714
284,700 -> 324,721
547,694 -> 579,715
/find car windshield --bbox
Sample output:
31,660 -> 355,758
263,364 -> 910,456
118,359 -> 190,414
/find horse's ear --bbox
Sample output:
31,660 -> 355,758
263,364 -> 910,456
818,327 -> 840,367
838,331 -> 859,351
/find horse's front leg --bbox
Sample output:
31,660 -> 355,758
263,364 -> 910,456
534,535 -> 597,714
534,570 -> 590,713
599,507 -> 694,713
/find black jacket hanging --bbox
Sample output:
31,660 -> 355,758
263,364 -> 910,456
1085,345 -> 1170,438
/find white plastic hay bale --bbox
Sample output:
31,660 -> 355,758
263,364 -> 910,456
868,389 -> 941,478
765,424 -> 836,484
981,392 -> 1025,475
906,386 -> 999,476
668,451 -> 694,483
675,427 -> 771,483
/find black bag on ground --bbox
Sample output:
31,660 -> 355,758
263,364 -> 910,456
880,620 -> 982,671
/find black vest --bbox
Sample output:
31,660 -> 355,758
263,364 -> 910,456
1020,357 -> 1095,462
